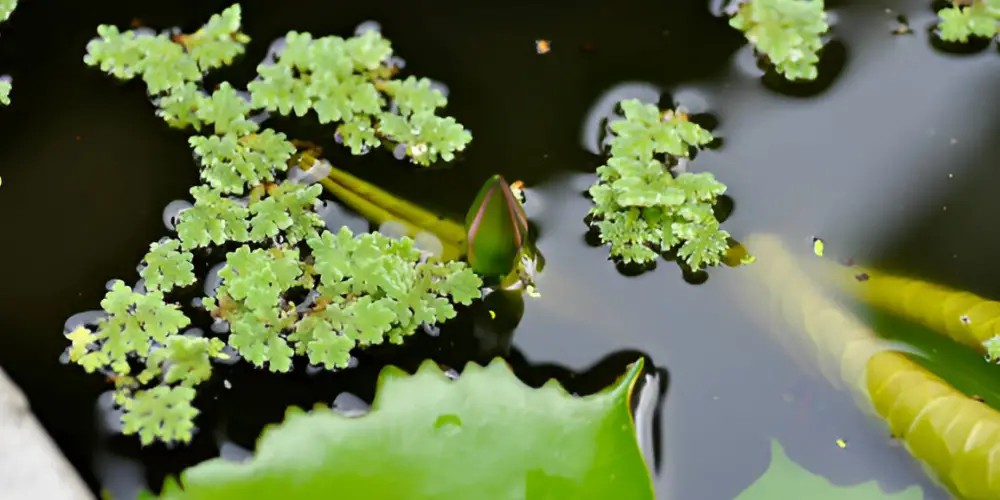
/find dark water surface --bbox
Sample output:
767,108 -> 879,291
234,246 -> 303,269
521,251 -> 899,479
0,0 -> 997,498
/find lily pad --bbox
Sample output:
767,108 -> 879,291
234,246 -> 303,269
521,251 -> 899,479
736,440 -> 925,499
153,357 -> 654,500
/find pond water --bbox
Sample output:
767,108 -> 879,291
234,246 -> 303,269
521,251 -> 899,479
0,0 -> 997,498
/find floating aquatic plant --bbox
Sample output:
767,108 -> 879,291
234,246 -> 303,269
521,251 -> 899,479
0,0 -> 19,105
84,4 -> 471,165
936,0 -> 1000,44
727,0 -> 830,81
587,99 -> 732,271
66,4 -> 483,445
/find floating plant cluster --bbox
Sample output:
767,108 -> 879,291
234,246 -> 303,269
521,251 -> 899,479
726,0 -> 830,81
67,4 -> 482,445
724,0 -> 999,84
936,0 -> 1000,44
0,0 -> 18,105
587,99 -> 730,271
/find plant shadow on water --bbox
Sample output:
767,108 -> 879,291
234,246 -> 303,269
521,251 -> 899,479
0,0 -> 997,499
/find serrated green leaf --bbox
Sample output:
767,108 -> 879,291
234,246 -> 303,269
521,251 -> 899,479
179,4 -> 249,72
152,358 -> 653,500
337,115 -> 380,153
673,219 -> 730,271
729,0 -> 829,82
141,336 -> 227,387
139,37 -> 203,94
299,227 -> 482,355
155,82 -> 208,130
195,82 -> 257,135
289,311 -> 354,369
305,35 -> 354,77
248,64 -> 312,116
190,129 -> 294,194
120,386 -> 200,446
175,185 -> 250,249
344,29 -> 393,70
247,183 -> 323,243
675,171 -> 727,202
937,2 -> 1000,43
94,280 -> 191,370
382,76 -> 447,115
140,239 -> 196,293
309,73 -> 383,124
217,246 -> 303,312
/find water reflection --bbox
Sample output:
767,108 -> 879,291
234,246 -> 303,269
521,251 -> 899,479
579,82 -> 661,155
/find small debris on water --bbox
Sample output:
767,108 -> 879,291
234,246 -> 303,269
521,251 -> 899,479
223,379 -> 231,389
812,237 -> 825,257
950,138 -> 958,145
488,309 -> 496,319
891,15 -> 912,35
509,180 -> 526,204
835,438 -> 847,449
535,39 -> 551,54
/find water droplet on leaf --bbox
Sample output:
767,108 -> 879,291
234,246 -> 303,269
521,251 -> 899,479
433,414 -> 462,435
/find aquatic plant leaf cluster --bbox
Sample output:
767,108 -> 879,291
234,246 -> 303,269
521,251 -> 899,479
937,0 -> 1000,44
147,358 -> 654,500
728,0 -> 829,81
67,3 -> 482,445
250,33 -> 471,164
588,99 -> 731,271
0,0 -> 18,104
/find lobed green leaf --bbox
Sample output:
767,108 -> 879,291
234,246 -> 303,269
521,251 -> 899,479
729,0 -> 829,82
